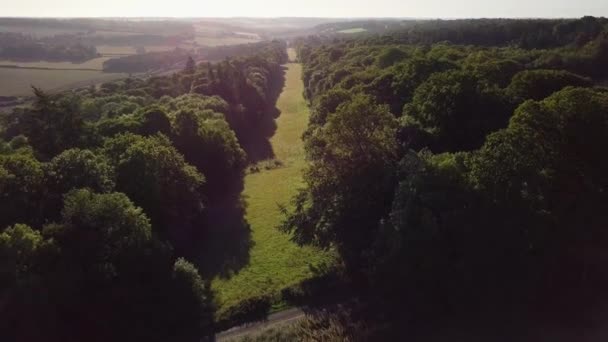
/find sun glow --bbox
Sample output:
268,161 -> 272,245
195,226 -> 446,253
3,0 -> 607,18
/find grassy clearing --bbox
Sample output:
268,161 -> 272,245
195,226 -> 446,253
211,51 -> 334,317
287,49 -> 297,62
0,57 -> 112,71
338,28 -> 368,34
0,68 -> 126,96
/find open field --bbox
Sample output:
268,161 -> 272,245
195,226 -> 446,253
0,68 -> 126,96
0,25 -> 83,36
338,27 -> 368,34
96,45 -> 139,55
144,45 -> 184,52
235,32 -> 262,39
194,36 -> 260,46
93,30 -> 142,36
97,45 -> 185,55
211,53 -> 334,317
0,57 -> 112,71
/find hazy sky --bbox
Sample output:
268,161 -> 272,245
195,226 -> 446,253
3,0 -> 608,18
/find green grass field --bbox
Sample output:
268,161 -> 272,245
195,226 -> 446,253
96,45 -> 138,55
211,51 -> 334,317
193,36 -> 260,47
0,57 -> 112,71
338,27 -> 368,34
0,68 -> 126,96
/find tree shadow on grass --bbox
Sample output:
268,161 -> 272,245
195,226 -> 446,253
190,178 -> 254,279
189,65 -> 288,278
236,108 -> 279,163
235,65 -> 287,163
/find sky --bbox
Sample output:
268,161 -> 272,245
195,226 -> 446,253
2,0 -> 608,18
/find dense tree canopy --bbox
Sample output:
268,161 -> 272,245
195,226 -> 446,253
283,18 -> 608,339
3,16 -> 608,341
0,40 -> 288,340
0,32 -> 98,62
0,190 -> 212,341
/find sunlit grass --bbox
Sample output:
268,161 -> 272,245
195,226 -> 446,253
338,28 -> 367,34
0,57 -> 113,71
211,53 -> 334,318
0,68 -> 126,96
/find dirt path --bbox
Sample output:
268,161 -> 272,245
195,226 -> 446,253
215,307 -> 304,341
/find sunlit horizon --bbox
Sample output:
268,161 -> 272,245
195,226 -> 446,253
2,0 -> 608,18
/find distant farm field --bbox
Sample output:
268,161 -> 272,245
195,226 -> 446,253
144,45 -> 183,52
0,25 -> 83,36
96,45 -> 138,55
0,68 -> 126,96
338,28 -> 368,34
194,36 -> 260,46
0,57 -> 112,71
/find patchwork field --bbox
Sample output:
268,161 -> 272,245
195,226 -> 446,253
0,25 -> 83,36
96,45 -> 139,55
338,27 -> 368,34
0,68 -> 126,96
0,57 -> 113,71
97,45 -> 185,55
211,52 -> 334,318
193,36 -> 260,46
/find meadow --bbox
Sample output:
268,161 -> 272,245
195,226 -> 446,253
211,53 -> 334,319
338,27 -> 367,34
0,57 -> 112,71
96,45 -> 139,55
0,68 -> 126,96
193,36 -> 260,46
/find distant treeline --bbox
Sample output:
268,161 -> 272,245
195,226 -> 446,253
0,32 -> 99,62
83,34 -> 190,47
102,48 -> 191,73
311,16 -> 608,49
0,18 -> 195,36
102,40 -> 288,73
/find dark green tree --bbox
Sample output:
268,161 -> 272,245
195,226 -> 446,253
103,133 -> 205,246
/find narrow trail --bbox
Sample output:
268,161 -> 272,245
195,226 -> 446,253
211,49 -> 333,320
215,307 -> 304,341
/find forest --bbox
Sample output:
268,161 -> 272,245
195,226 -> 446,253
0,32 -> 99,62
0,40 -> 287,341
102,41 -> 289,73
277,15 -> 608,340
1,15 -> 608,342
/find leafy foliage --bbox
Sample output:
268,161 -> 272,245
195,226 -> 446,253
0,40 -> 289,339
284,18 -> 608,340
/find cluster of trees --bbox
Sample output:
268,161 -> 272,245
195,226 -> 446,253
197,40 -> 291,61
384,16 -> 608,48
0,42 -> 287,340
310,16 -> 608,50
0,32 -> 99,62
103,40 -> 287,75
99,41 -> 287,159
102,48 -> 192,73
282,17 -> 608,340
85,33 -> 189,48
0,18 -> 195,36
